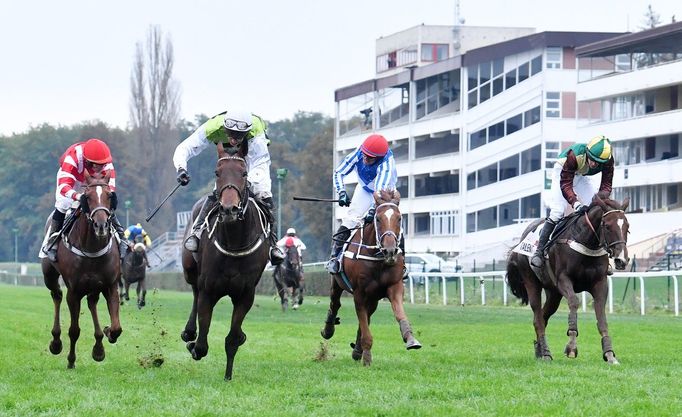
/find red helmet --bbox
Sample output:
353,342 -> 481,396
360,134 -> 388,157
285,237 -> 295,247
83,138 -> 112,164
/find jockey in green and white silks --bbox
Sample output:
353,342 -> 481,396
530,135 -> 615,269
172,109 -> 284,265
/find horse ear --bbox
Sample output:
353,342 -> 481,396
393,188 -> 401,204
217,142 -> 227,157
621,196 -> 630,211
239,139 -> 249,158
592,193 -> 608,210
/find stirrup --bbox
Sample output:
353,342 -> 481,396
184,234 -> 200,252
270,247 -> 284,266
326,257 -> 340,274
530,254 -> 544,268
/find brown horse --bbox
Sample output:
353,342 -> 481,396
120,242 -> 148,309
180,141 -> 270,380
273,244 -> 303,311
506,193 -> 630,364
321,189 -> 421,366
41,171 -> 123,369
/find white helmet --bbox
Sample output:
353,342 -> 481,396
286,227 -> 296,235
223,109 -> 253,132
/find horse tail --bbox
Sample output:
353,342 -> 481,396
505,253 -> 528,305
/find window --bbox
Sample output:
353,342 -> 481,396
477,163 -> 498,187
499,200 -> 519,227
521,145 -> 541,174
505,69 -> 517,89
645,137 -> 656,159
391,138 -> 409,161
544,142 -> 561,169
506,114 -> 522,135
467,212 -> 476,233
615,54 -> 631,72
545,92 -> 561,118
421,44 -> 449,62
467,172 -> 476,190
488,121 -> 505,142
546,47 -> 562,69
414,213 -> 431,235
469,128 -> 487,150
499,154 -> 519,180
431,210 -> 459,236
477,207 -> 497,231
396,176 -> 409,198
521,193 -> 541,219
415,131 -> 459,158
530,55 -> 542,76
524,106 -> 541,127
414,171 -> 459,197
518,62 -> 529,82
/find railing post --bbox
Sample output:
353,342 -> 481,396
459,272 -> 465,306
425,275 -> 430,304
442,276 -> 447,306
607,276 -> 613,314
480,276 -> 486,306
409,275 -> 414,304
503,274 -> 508,306
638,276 -> 645,315
671,274 -> 679,317
582,292 -> 587,312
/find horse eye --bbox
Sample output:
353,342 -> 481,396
242,172 -> 248,177
214,170 -> 219,177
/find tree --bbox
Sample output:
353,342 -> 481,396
128,25 -> 181,235
639,4 -> 661,30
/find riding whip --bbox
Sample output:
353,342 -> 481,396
145,183 -> 182,222
293,196 -> 340,203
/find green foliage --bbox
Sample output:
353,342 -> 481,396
1,284 -> 681,416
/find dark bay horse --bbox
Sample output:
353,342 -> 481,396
180,141 -> 270,380
41,171 -> 123,369
273,243 -> 303,311
120,242 -> 148,309
506,193 -> 630,364
321,189 -> 421,366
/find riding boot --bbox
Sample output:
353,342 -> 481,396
261,196 -> 285,266
530,219 -> 556,268
110,212 -> 128,260
325,226 -> 350,274
399,234 -> 408,279
184,194 -> 217,252
42,210 -> 65,262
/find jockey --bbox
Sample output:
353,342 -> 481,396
276,227 -> 307,257
531,135 -> 615,268
325,134 -> 399,274
41,138 -> 128,261
125,223 -> 152,248
173,109 -> 285,265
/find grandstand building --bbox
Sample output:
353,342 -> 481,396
332,21 -> 682,265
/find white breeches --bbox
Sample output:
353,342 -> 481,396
547,163 -> 600,222
246,134 -> 272,199
341,182 -> 374,229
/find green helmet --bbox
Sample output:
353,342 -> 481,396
586,135 -> 612,163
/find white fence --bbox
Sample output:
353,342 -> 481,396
407,271 -> 681,316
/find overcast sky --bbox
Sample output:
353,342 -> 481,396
1,0 -> 680,135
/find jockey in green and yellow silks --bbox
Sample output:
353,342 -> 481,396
530,135 -> 615,269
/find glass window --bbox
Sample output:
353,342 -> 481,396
488,121 -> 505,142
521,145 -> 541,174
477,163 -> 498,187
415,171 -> 459,196
505,69 -> 517,89
545,92 -> 561,118
468,90 -> 478,109
506,114 -> 522,135
521,193 -> 541,219
421,44 -> 434,61
530,55 -> 542,76
524,106 -> 541,127
338,93 -> 373,137
414,213 -> 430,235
467,172 -> 476,190
499,154 -> 519,181
392,138 -> 409,161
492,58 -> 504,77
415,131 -> 459,158
397,176 -> 409,198
499,200 -> 519,227
479,61 -> 491,84
436,44 -> 449,61
467,212 -> 476,233
479,82 -> 491,103
378,85 -> 410,128
546,47 -> 562,69
469,129 -> 487,150
518,62 -> 529,82
467,65 -> 478,91
492,76 -> 504,96
477,206 -> 497,231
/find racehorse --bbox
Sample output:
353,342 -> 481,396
120,242 -> 148,309
321,189 -> 421,366
506,193 -> 630,364
41,171 -> 123,369
180,141 -> 270,380
273,243 -> 303,311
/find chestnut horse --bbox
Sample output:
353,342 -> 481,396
120,242 -> 148,309
506,193 -> 630,364
41,171 -> 123,369
321,189 -> 421,366
180,141 -> 270,380
273,244 -> 303,311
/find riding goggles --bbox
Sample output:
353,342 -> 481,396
224,118 -> 252,131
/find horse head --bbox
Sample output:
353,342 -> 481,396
373,189 -> 402,266
82,170 -> 113,239
592,193 -> 630,270
285,244 -> 300,269
215,141 -> 249,223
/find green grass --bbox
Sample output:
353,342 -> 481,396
1,284 -> 681,417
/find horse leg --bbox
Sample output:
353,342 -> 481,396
124,281 -> 130,301
592,280 -> 619,365
138,279 -> 147,308
102,283 -> 122,344
321,278 -> 343,339
187,291 -> 216,361
43,266 -> 63,355
87,293 -> 105,362
118,278 -> 125,305
65,290 -> 81,369
292,285 -> 300,310
353,295 -> 374,366
542,289 -> 562,328
386,281 -> 422,350
556,274 -> 580,358
181,284 -> 199,342
527,280 -> 552,360
224,288 -> 256,381
298,274 -> 305,305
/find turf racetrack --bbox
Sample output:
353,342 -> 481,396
1,284 -> 680,416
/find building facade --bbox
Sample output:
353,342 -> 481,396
333,23 -> 682,264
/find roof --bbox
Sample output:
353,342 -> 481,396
576,21 -> 682,57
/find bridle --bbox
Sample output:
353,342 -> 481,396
215,156 -> 249,220
583,208 -> 627,257
83,182 -> 113,224
373,202 -> 402,253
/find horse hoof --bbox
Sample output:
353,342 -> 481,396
92,347 -> 105,362
542,355 -> 553,361
604,351 -> 620,365
320,327 -> 335,340
362,351 -> 372,366
49,340 -> 62,355
564,346 -> 578,358
103,326 -> 121,344
67,362 -> 75,369
406,338 -> 422,350
186,342 -> 202,360
350,343 -> 362,361
181,330 -> 196,343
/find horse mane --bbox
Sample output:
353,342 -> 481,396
591,192 -> 624,211
374,189 -> 401,205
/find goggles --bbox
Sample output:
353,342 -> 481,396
224,118 -> 251,131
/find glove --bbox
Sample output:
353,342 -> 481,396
177,168 -> 190,186
364,208 -> 376,224
573,201 -> 588,214
78,193 -> 90,213
338,191 -> 351,207
110,191 -> 118,211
